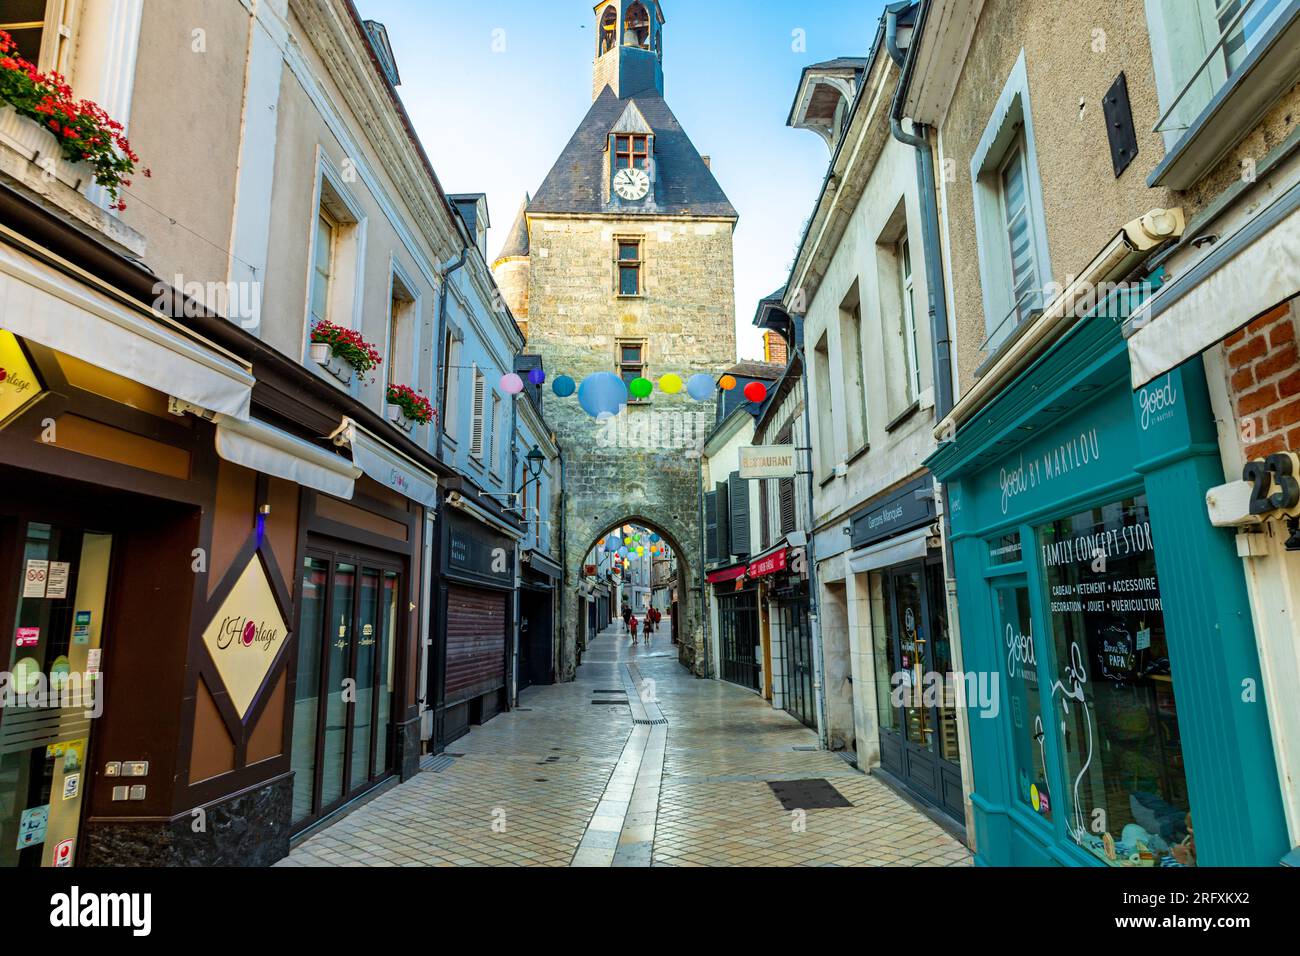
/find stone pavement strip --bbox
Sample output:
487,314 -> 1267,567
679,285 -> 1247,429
280,622 -> 972,868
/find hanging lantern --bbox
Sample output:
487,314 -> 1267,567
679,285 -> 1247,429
659,373 -> 683,394
553,375 -> 576,397
718,374 -> 737,391
528,368 -> 546,386
744,381 -> 768,403
501,372 -> 524,395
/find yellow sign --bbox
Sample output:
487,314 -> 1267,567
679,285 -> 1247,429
0,330 -> 43,425
202,558 -> 289,718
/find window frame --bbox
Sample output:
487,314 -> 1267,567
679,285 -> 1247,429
969,51 -> 1052,356
617,338 -> 649,403
899,235 -> 921,403
0,0 -> 78,76
615,237 -> 644,298
614,135 -> 650,170
469,365 -> 487,462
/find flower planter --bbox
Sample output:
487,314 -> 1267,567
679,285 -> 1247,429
309,343 -> 354,386
387,403 -> 417,434
0,104 -> 93,190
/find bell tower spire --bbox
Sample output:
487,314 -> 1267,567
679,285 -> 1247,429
593,1 -> 665,101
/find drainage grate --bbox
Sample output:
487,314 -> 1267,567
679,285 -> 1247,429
837,750 -> 859,769
791,745 -> 818,752
768,779 -> 854,811
420,754 -> 458,773
591,699 -> 629,706
594,689 -> 626,694
634,717 -> 669,726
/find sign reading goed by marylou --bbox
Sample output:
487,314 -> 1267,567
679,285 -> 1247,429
739,445 -> 797,480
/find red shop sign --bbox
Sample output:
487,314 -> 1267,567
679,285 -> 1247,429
746,549 -> 788,580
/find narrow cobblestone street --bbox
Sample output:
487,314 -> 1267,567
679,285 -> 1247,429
281,622 -> 972,867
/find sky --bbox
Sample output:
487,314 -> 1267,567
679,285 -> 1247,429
355,0 -> 883,360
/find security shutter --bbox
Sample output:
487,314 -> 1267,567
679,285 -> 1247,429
716,480 -> 730,562
444,584 -> 507,705
728,471 -> 750,557
704,490 -> 719,564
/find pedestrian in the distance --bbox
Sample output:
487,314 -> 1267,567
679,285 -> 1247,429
622,605 -> 631,632
629,614 -> 639,643
643,614 -> 651,645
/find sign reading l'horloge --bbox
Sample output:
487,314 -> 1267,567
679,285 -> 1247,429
739,445 -> 797,480
201,558 -> 289,718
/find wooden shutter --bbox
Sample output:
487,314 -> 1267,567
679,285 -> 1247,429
469,370 -> 486,458
778,422 -> 796,535
715,480 -> 730,562
759,478 -> 770,552
728,471 -> 750,557
704,490 -> 719,564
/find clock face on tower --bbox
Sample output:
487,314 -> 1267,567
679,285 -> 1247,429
613,167 -> 650,202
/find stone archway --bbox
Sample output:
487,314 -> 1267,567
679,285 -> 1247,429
561,513 -> 702,680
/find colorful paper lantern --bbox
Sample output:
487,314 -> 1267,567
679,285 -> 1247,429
501,372 -> 524,395
687,374 -> 715,401
577,372 -> 628,418
528,368 -> 546,386
553,375 -> 576,398
719,375 -> 737,391
744,381 -> 768,403
659,373 -> 683,394
629,377 -> 654,400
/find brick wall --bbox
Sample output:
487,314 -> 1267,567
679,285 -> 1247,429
1225,297 -> 1300,459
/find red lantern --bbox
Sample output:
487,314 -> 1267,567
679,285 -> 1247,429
744,381 -> 768,403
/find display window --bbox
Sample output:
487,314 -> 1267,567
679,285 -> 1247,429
994,580 -> 1051,821
1035,495 -> 1194,867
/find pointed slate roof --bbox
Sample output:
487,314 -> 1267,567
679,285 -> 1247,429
495,194 -> 531,262
529,87 -> 737,219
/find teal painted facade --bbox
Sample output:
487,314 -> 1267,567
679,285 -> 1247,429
927,290 -> 1289,867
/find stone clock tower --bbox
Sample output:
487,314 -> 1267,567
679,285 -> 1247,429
493,0 -> 738,679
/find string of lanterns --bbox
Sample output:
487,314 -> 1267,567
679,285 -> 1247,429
496,368 -> 769,419
595,527 -> 671,568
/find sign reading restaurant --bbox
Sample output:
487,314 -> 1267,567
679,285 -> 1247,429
739,445 -> 797,480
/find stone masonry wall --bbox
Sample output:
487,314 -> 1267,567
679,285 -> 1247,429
522,215 -> 736,679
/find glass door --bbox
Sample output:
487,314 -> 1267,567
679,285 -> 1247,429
0,521 -> 112,868
291,552 -> 401,830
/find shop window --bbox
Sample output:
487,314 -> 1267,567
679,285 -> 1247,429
869,572 -> 900,736
616,239 -> 643,297
1037,495 -> 1195,867
994,579 -> 1052,821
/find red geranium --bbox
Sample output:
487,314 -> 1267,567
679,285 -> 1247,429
0,31 -> 139,206
386,384 -> 434,425
310,319 -> 383,375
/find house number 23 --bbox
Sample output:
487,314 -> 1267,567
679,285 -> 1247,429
1243,453 -> 1300,516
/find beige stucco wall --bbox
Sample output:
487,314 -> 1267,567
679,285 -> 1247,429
937,0 -> 1179,393
122,0 -> 247,290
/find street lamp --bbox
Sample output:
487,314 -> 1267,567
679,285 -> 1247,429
524,444 -> 545,481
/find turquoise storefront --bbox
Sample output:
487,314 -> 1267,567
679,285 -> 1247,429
927,287 -> 1290,867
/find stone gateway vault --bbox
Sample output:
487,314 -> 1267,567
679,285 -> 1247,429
492,1 -> 738,679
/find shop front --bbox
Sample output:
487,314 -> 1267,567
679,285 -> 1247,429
927,292 -> 1290,866
747,547 -> 815,729
430,496 -> 520,751
518,550 -> 561,692
846,475 -> 962,822
708,564 -> 760,692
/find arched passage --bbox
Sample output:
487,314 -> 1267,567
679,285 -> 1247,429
561,513 -> 702,679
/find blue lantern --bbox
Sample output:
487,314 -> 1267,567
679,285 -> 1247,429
552,375 -> 576,398
687,373 -> 715,401
578,372 -> 629,419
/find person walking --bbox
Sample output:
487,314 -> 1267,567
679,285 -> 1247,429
621,605 -> 631,633
643,612 -> 652,645
629,613 -> 639,644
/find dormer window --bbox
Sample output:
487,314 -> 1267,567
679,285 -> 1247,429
624,2 -> 651,48
599,5 -> 617,56
615,135 -> 650,170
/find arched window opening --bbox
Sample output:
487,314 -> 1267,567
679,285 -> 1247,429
624,2 -> 651,49
598,5 -> 618,56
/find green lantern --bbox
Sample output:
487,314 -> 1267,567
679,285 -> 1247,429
629,377 -> 654,400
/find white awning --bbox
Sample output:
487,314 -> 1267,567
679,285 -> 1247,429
848,526 -> 932,575
215,415 -> 361,499
0,241 -> 253,419
331,417 -> 438,508
1127,187 -> 1300,388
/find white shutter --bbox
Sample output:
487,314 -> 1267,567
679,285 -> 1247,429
470,369 -> 486,459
